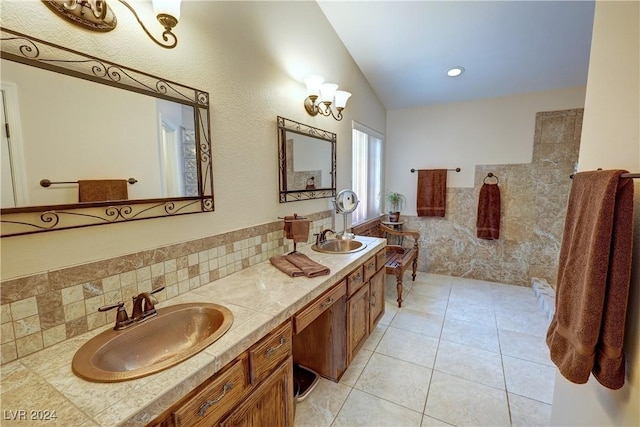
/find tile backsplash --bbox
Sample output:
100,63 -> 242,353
0,211 -> 333,364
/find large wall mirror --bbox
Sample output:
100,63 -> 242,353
277,116 -> 336,203
0,28 -> 214,237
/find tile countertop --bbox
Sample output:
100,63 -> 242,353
0,236 -> 385,427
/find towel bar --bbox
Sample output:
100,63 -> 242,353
410,167 -> 461,173
569,172 -> 640,179
40,178 -> 138,187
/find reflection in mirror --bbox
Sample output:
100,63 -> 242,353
0,28 -> 213,237
277,116 -> 336,203
1,58 -> 199,207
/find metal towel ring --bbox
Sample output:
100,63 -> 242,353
483,173 -> 499,184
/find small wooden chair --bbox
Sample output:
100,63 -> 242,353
380,224 -> 420,307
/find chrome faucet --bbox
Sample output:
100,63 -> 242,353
316,229 -> 336,245
99,286 -> 164,330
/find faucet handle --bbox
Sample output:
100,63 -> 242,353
98,301 -> 133,330
150,286 -> 165,296
98,301 -> 125,312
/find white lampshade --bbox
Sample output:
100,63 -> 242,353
334,90 -> 351,109
319,83 -> 338,103
153,0 -> 181,20
304,75 -> 324,97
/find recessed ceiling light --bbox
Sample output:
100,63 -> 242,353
447,66 -> 465,77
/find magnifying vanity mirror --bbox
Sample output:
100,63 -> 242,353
277,116 -> 336,203
0,28 -> 214,237
333,189 -> 359,239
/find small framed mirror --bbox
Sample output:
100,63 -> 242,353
277,116 -> 336,203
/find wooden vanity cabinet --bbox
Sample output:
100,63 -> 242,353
346,250 -> 386,363
220,356 -> 294,427
347,281 -> 370,362
150,322 -> 294,427
292,280 -> 347,381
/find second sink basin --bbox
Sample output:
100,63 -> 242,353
72,302 -> 233,382
312,239 -> 366,254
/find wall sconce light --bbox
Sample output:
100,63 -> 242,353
303,75 -> 351,121
42,0 -> 181,49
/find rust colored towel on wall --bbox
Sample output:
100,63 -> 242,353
417,169 -> 447,217
285,253 -> 330,277
476,183 -> 501,240
269,256 -> 304,277
546,170 -> 634,390
78,180 -> 128,203
283,216 -> 311,244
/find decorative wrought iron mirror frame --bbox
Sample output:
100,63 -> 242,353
0,28 -> 214,237
277,116 -> 336,203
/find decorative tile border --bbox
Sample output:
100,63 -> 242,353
0,211 -> 333,364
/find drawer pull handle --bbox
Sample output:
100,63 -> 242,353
198,382 -> 233,417
370,292 -> 376,307
321,297 -> 334,309
265,336 -> 286,357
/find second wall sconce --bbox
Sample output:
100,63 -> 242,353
42,0 -> 181,49
304,75 -> 351,121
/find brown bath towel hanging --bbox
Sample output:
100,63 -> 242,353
78,179 -> 128,202
546,169 -> 634,390
476,182 -> 501,240
417,169 -> 447,217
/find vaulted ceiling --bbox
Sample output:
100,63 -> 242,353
317,1 -> 596,109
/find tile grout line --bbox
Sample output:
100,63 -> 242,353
421,282 -> 452,421
493,287 -> 515,427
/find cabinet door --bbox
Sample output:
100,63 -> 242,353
220,356 -> 294,427
347,284 -> 370,363
369,269 -> 385,330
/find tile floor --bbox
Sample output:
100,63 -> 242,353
294,272 -> 556,427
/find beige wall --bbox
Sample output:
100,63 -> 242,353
550,1 -> 640,425
386,86 -> 586,196
0,1 -> 386,280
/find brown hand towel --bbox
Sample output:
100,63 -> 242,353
417,169 -> 447,217
285,253 -> 330,277
283,216 -> 311,244
546,170 -> 634,390
476,183 -> 501,240
270,255 -> 304,277
78,180 -> 128,202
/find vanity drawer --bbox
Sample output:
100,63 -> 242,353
249,321 -> 292,385
347,266 -> 365,297
376,248 -> 387,271
363,256 -> 377,282
294,280 -> 346,333
173,358 -> 247,427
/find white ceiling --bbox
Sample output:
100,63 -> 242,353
317,0 -> 596,110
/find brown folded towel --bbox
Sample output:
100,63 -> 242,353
417,169 -> 447,217
285,253 -> 330,277
476,183 -> 501,240
546,170 -> 634,390
270,256 -> 304,277
283,216 -> 311,244
78,180 -> 128,202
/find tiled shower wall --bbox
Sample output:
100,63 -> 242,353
404,109 -> 583,287
0,211 -> 333,364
